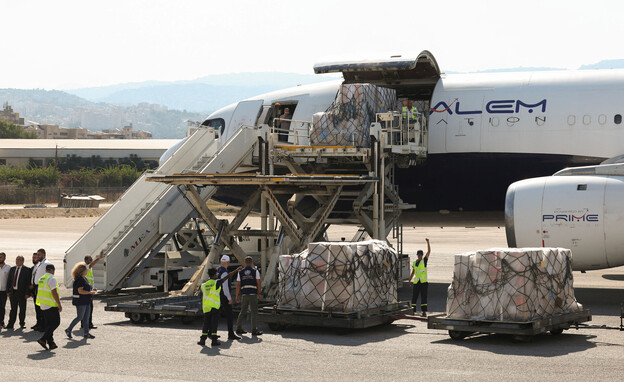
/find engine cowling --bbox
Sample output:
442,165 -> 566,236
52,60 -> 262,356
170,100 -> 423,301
505,175 -> 624,271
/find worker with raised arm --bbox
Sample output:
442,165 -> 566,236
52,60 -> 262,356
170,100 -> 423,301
408,238 -> 430,317
198,266 -> 241,347
83,249 -> 105,330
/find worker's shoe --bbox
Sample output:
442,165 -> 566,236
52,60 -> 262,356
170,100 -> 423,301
37,338 -> 48,350
421,312 -> 427,317
65,328 -> 72,339
197,336 -> 207,346
211,336 -> 221,347
48,342 -> 58,350
84,333 -> 95,339
228,333 -> 241,340
251,330 -> 263,336
235,329 -> 247,335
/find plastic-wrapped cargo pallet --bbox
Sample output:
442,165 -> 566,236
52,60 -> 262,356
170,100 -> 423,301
277,240 -> 399,312
446,248 -> 583,321
310,83 -> 397,147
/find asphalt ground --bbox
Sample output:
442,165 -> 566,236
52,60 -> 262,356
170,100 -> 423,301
1,215 -> 623,381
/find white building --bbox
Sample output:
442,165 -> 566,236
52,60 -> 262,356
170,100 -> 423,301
0,139 -> 180,167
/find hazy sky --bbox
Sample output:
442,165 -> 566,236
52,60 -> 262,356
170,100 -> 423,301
2,0 -> 622,89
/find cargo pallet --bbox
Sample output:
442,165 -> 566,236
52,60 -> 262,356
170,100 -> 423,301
427,309 -> 592,340
257,301 -> 412,330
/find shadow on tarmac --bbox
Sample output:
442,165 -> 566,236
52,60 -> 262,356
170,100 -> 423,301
432,332 -> 600,357
602,274 -> 624,281
27,350 -> 56,360
267,321 -> 417,346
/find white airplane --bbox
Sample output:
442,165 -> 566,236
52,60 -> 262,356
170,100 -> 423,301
199,51 -> 624,271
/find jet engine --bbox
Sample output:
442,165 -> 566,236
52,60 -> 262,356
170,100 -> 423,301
505,165 -> 624,271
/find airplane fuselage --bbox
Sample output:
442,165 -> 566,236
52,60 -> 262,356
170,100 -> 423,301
204,69 -> 624,212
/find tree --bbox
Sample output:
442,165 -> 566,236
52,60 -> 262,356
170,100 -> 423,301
0,120 -> 37,139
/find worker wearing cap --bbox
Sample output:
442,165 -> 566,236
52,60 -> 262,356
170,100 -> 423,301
401,100 -> 419,123
198,266 -> 241,347
35,264 -> 62,350
408,238 -> 430,317
217,255 -> 240,340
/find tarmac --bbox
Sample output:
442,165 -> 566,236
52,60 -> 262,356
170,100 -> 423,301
1,214 -> 623,381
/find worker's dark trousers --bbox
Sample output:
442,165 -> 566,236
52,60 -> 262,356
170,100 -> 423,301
201,309 -> 219,339
32,286 -> 43,327
220,302 -> 235,335
411,282 -> 428,312
82,300 -> 93,328
40,307 -> 60,345
0,291 -> 6,325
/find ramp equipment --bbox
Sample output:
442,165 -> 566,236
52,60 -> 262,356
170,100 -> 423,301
64,125 -> 267,291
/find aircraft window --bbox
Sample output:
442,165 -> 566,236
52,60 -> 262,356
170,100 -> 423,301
577,184 -> 587,191
202,118 -> 226,135
615,114 -> 622,124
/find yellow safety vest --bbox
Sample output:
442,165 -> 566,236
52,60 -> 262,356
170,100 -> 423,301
36,273 -> 59,308
402,106 -> 419,120
201,279 -> 221,313
86,267 -> 94,286
412,260 -> 428,284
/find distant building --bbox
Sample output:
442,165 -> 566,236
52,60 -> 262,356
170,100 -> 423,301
101,124 -> 152,139
0,102 -> 25,125
23,120 -> 152,140
0,139 -> 179,167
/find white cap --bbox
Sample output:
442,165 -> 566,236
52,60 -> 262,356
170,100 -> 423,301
220,255 -> 230,262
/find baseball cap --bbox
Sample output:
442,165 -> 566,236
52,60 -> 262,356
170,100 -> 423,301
46,264 -> 55,271
417,250 -> 424,256
220,255 -> 230,262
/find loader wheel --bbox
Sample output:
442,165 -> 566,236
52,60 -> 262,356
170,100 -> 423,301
129,313 -> 146,324
448,330 -> 467,340
550,328 -> 564,335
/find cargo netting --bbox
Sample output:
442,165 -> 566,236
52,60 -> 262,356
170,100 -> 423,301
277,240 -> 399,312
310,83 -> 397,147
446,248 -> 583,321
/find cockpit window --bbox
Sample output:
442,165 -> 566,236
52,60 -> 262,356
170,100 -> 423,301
202,118 -> 226,135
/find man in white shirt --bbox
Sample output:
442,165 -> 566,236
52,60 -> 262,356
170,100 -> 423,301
31,248 -> 51,331
0,252 -> 11,328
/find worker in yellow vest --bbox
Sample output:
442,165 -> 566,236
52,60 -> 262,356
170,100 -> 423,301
198,265 -> 241,347
83,250 -> 104,330
401,100 -> 419,123
35,263 -> 62,350
408,238 -> 430,317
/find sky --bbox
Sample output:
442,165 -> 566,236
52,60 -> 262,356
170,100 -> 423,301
1,0 -> 623,90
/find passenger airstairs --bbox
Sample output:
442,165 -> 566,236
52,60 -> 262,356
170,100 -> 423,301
64,126 -> 265,291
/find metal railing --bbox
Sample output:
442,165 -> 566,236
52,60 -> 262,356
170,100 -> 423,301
271,118 -> 312,145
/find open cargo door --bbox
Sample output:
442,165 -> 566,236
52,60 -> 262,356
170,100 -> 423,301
313,50 -> 441,99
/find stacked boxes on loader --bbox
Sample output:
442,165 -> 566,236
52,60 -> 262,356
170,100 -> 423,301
446,248 -> 583,321
311,83 -> 397,147
277,240 -> 399,312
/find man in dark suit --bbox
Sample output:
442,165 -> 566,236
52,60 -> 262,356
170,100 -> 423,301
6,255 -> 31,329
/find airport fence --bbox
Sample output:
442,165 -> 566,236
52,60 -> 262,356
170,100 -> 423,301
0,185 -> 127,205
